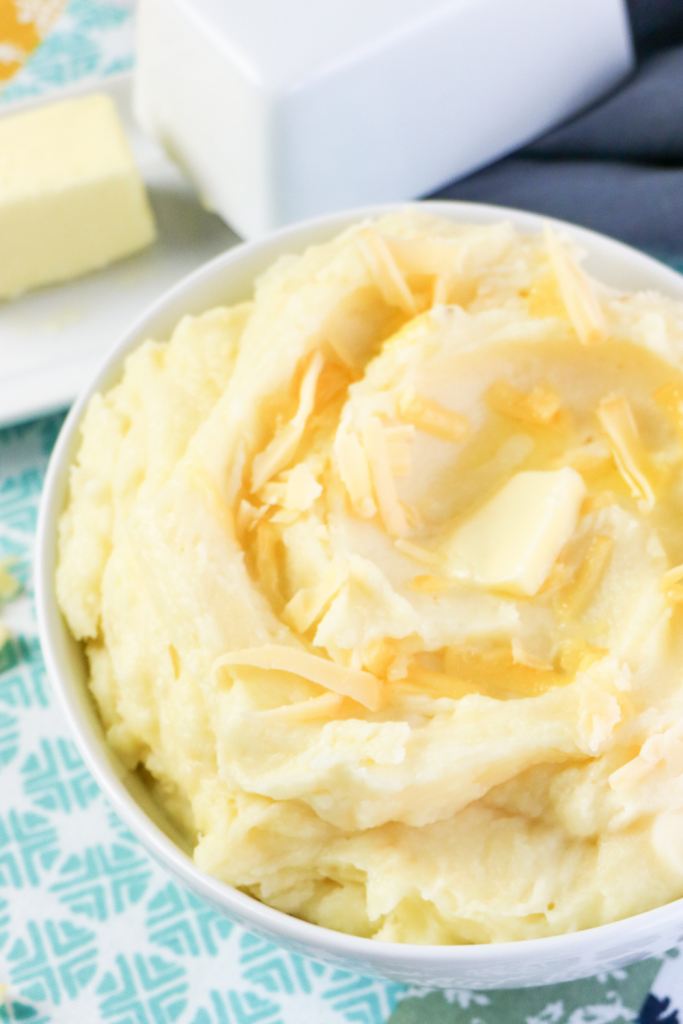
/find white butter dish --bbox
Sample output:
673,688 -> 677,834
134,0 -> 634,239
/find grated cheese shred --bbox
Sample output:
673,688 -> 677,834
246,692 -> 343,722
445,644 -> 566,698
236,499 -> 267,537
486,380 -> 561,426
284,463 -> 323,511
385,235 -> 463,277
283,555 -> 349,634
394,538 -> 445,567
511,639 -> 553,671
334,427 -> 377,518
404,664 -> 481,699
385,424 -> 414,477
356,229 -> 417,315
361,417 -> 410,537
433,274 -> 454,305
559,535 -> 615,618
251,351 -> 324,492
213,645 -> 383,711
544,223 -> 606,346
660,564 -> 683,603
556,639 -> 609,676
596,396 -> 656,511
397,388 -> 470,442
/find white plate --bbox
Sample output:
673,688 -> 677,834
0,73 -> 239,428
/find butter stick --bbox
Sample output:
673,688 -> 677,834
0,93 -> 156,298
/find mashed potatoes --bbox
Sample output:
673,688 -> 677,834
57,211 -> 683,943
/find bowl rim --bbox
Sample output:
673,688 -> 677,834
35,197 -> 683,973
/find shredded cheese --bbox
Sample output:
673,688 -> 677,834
394,538 -> 445,567
283,556 -> 349,633
404,664 -> 481,699
511,639 -> 553,671
315,362 -> 355,407
362,638 -> 398,677
361,417 -> 410,537
660,564 -> 683,588
385,424 -> 414,477
259,482 -> 287,506
558,535 -> 615,618
610,724 -> 683,790
213,645 -> 383,711
284,463 -> 323,511
445,644 -> 566,698
400,500 -> 422,532
596,396 -> 655,511
544,224 -> 606,346
386,446 -> 411,477
486,380 -> 561,426
334,427 -> 377,518
397,388 -> 470,442
581,491 -> 618,515
557,639 -> 609,676
433,274 -> 454,305
236,499 -> 267,536
565,447 -> 613,480
537,558 -> 572,595
386,426 -> 415,444
246,692 -> 343,722
251,351 -> 324,492
660,564 -> 683,602
270,508 -> 301,525
356,229 -> 417,315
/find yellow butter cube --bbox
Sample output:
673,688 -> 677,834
0,93 -> 156,298
445,468 -> 586,597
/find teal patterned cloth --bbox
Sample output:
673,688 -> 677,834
1,0 -> 135,105
1,2 -> 683,1021
0,421 -> 676,1024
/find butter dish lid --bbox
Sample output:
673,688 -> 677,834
135,0 -> 633,237
175,0 -> 484,90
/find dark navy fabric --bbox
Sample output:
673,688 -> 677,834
431,0 -> 683,256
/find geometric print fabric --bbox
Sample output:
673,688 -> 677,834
0,399 -> 678,1024
1,6 -> 683,1019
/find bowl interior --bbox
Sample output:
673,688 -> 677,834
35,200 -> 683,988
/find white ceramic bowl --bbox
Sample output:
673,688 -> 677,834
35,200 -> 683,989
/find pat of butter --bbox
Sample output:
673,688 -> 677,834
0,94 -> 156,299
445,468 -> 586,597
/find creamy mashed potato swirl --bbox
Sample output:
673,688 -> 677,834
58,212 -> 683,943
